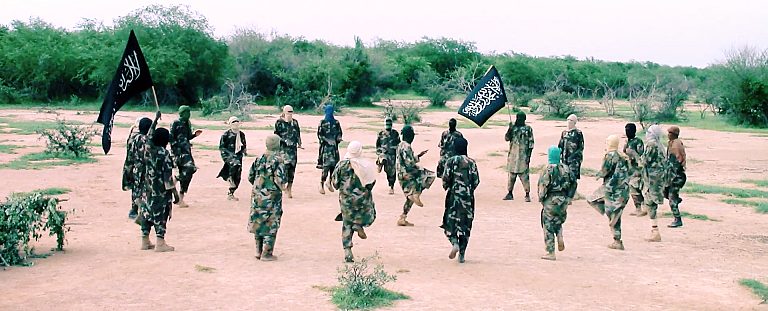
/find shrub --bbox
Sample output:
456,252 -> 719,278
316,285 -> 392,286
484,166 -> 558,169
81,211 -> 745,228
398,102 -> 423,125
541,90 -> 578,118
37,119 -> 98,158
331,254 -> 408,310
0,192 -> 70,266
200,95 -> 228,116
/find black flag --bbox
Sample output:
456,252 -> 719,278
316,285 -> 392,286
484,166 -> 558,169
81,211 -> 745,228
457,66 -> 508,127
97,30 -> 154,154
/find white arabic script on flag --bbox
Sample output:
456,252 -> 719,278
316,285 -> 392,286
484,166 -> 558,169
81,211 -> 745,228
118,51 -> 141,92
461,76 -> 502,117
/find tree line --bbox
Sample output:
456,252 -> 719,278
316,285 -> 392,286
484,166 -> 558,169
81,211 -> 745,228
0,5 -> 765,126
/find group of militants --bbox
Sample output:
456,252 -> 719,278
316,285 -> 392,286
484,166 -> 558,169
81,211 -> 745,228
121,104 -> 687,263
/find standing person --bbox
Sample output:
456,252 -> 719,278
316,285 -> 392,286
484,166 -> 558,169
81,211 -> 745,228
587,135 -> 630,250
248,134 -> 286,261
641,125 -> 668,242
375,117 -> 400,195
217,116 -> 248,201
317,104 -> 342,194
274,105 -> 302,198
538,146 -> 576,261
624,123 -> 646,216
123,117 -> 152,219
440,137 -> 479,263
503,111 -> 535,202
331,141 -> 377,263
138,111 -> 180,253
558,114 -> 584,200
665,126 -> 687,228
396,125 -> 434,226
170,105 -> 202,207
436,118 -> 463,178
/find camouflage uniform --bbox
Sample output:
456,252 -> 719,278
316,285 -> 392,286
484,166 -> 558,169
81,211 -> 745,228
376,128 -> 400,189
505,124 -> 534,195
641,143 -> 667,220
436,130 -> 463,177
664,139 -> 686,219
274,118 -> 301,183
138,143 -> 175,238
217,129 -> 247,194
170,119 -> 197,194
558,128 -> 584,194
317,119 -> 343,181
440,155 -> 480,258
123,132 -> 148,217
588,151 -> 630,241
331,160 -> 376,251
396,141 -> 436,215
624,137 -> 645,213
248,151 -> 286,256
538,163 -> 576,254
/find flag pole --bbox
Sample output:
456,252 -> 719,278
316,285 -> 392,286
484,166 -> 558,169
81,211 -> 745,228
151,86 -> 160,111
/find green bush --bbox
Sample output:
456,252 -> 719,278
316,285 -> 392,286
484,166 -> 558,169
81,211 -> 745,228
200,95 -> 227,116
541,90 -> 578,118
0,192 -> 70,266
37,119 -> 97,158
331,254 -> 408,310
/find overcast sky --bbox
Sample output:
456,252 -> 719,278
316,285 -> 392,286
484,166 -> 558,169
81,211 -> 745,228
2,0 -> 767,68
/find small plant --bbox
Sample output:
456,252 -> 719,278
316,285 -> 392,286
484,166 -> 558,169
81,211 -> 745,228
382,101 -> 398,122
328,254 -> 408,310
200,95 -> 228,116
540,90 -> 578,118
739,278 -> 768,303
0,191 -> 71,266
398,102 -> 423,125
37,119 -> 97,158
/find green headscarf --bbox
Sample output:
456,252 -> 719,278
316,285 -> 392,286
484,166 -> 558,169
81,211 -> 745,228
548,146 -> 561,165
178,105 -> 191,121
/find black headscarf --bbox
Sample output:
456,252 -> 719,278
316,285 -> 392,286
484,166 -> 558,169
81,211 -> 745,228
453,136 -> 468,156
625,123 -> 637,140
514,111 -> 526,127
401,125 -> 415,143
448,118 -> 457,132
152,128 -> 170,148
138,117 -> 152,135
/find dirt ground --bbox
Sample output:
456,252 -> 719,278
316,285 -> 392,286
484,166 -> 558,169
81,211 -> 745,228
2,105 -> 768,310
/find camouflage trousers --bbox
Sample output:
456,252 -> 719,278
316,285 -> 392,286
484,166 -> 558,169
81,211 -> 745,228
629,183 -> 644,211
130,186 -> 143,215
137,200 -> 171,239
175,153 -> 197,194
664,171 -> 687,218
249,198 -> 283,238
284,163 -> 296,184
540,196 -> 569,253
378,157 -> 397,188
400,168 -> 436,215
140,218 -> 167,238
588,192 -> 627,241
643,183 -> 665,220
507,171 -> 530,193
441,193 -> 475,250
341,203 -> 376,249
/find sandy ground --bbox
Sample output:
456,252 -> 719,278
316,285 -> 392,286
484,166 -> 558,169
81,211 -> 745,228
2,106 -> 768,310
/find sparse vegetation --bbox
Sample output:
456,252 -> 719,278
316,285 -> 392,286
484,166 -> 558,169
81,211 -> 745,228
721,198 -> 768,214
662,211 -> 718,221
739,278 -> 768,303
683,182 -> 768,199
1,191 -> 70,266
319,254 -> 408,310
741,179 -> 768,188
0,151 -> 98,170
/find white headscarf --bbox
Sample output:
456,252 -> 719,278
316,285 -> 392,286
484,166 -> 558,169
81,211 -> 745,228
567,114 -> 578,130
228,116 -> 242,152
344,141 -> 376,186
282,105 -> 294,122
645,124 -> 666,153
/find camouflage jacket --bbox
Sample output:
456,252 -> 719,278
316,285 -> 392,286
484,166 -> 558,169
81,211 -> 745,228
143,144 -> 176,207
558,128 -> 584,166
538,163 -> 576,202
438,130 -> 464,158
442,155 -> 480,199
122,132 -> 148,190
623,137 -> 644,187
317,119 -> 343,147
274,118 -> 301,149
219,130 -> 247,166
332,160 -> 376,212
248,152 -> 286,193
170,119 -> 196,156
505,125 -> 534,173
396,141 -> 420,178
598,151 -> 630,194
376,129 -> 400,160
641,142 -> 668,202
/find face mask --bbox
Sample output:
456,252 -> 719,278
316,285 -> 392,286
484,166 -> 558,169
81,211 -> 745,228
230,122 -> 241,132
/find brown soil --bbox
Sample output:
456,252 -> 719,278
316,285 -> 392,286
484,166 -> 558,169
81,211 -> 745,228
2,107 -> 768,310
